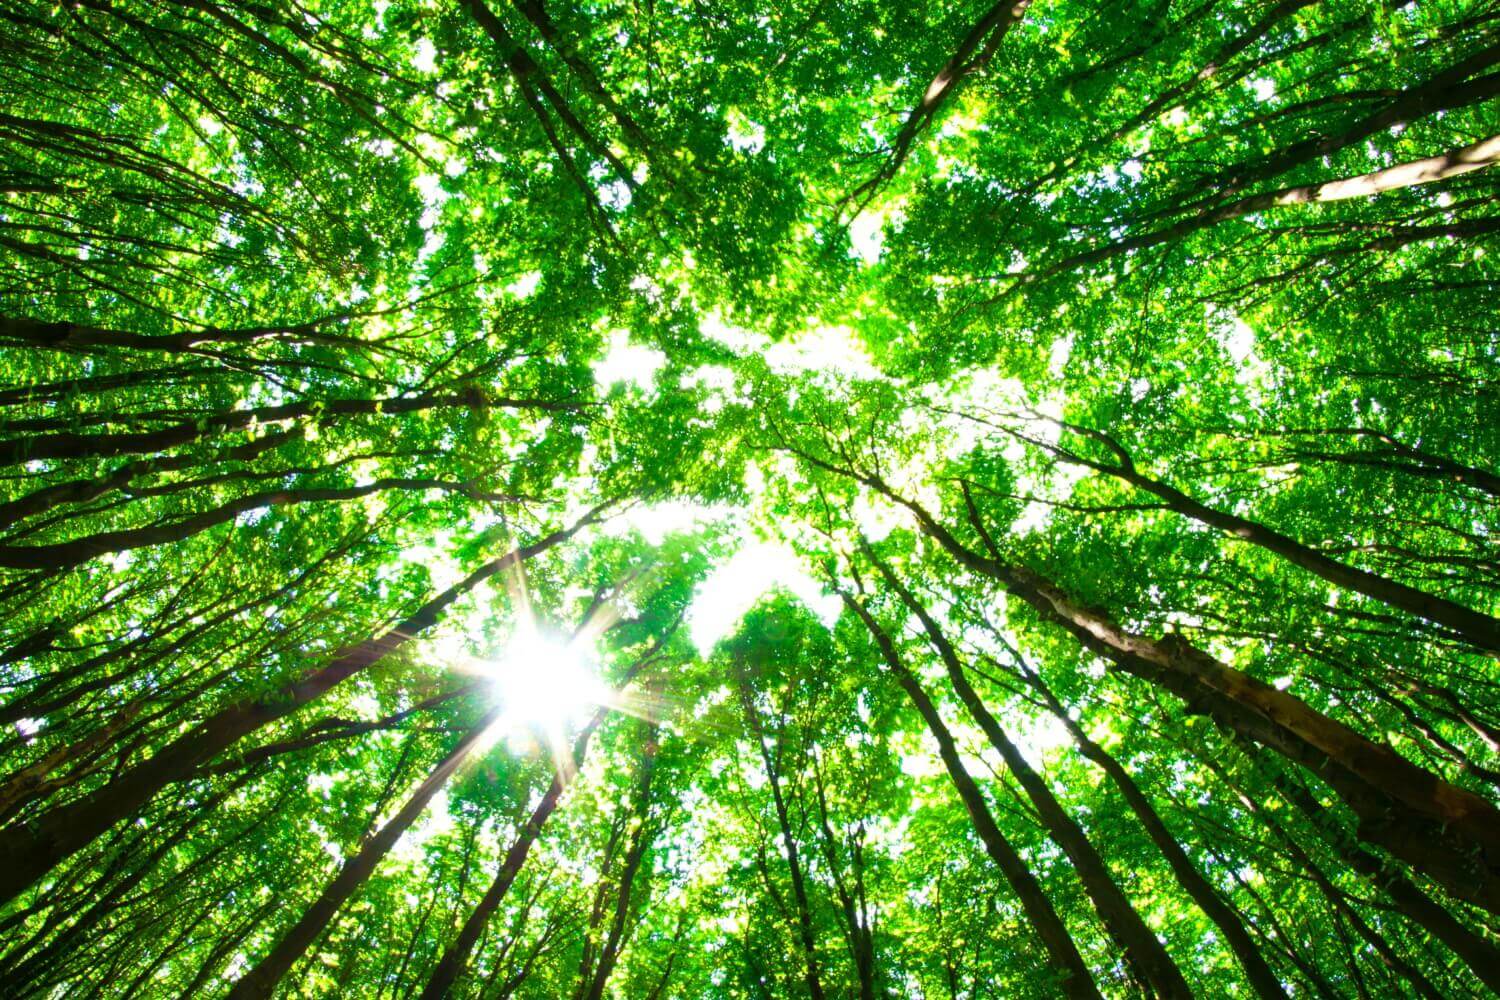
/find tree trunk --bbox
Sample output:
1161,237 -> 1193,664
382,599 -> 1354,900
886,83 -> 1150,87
418,709 -> 606,999
801,452 -> 1500,909
866,544 -> 1192,999
0,700 -> 143,822
0,514 -> 595,906
0,387 -> 571,466
227,706 -> 501,999
1257,756 -> 1500,992
0,477 -> 515,572
992,38 -> 1500,302
810,759 -> 877,1000
1202,754 -> 1447,999
851,0 -> 1032,203
1021,665 -> 1288,1000
1033,422 -> 1500,651
0,428 -> 295,530
736,674 -> 827,1000
579,728 -> 659,1000
841,591 -> 1104,1000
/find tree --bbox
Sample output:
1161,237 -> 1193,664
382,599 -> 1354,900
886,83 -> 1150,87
2,1 -> 1497,996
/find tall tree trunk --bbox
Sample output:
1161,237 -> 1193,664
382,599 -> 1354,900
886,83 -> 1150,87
1275,426 -> 1500,499
799,450 -> 1500,910
0,477 -> 519,571
841,590 -> 1105,1000
810,758 -> 877,1000
508,0 -> 665,171
0,700 -> 143,822
0,311 -> 400,354
0,428 -> 295,530
0,512 -> 598,906
1006,123 -> 1500,299
1251,752 -> 1500,992
736,673 -> 827,1000
0,768 -> 272,991
578,726 -> 659,1000
226,706 -> 502,999
1189,40 -> 1500,208
177,896 -> 280,1000
865,544 -> 1192,999
1030,420 -> 1500,651
1018,663 -> 1289,1000
1200,754 -> 1448,999
0,388 -> 570,467
418,709 -> 606,999
989,37 -> 1500,302
850,0 -> 1032,203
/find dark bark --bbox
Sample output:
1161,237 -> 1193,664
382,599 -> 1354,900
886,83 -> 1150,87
841,590 -> 1104,1000
0,700 -> 143,823
0,313 -> 372,354
794,445 -> 1500,909
1262,761 -> 1500,992
1000,121 -> 1500,303
0,768 -> 270,992
1025,419 -> 1500,650
865,544 -> 1191,999
0,477 -> 522,571
1189,40 -> 1500,208
465,0 -> 636,188
849,0 -> 1031,207
193,681 -> 479,778
0,387 -> 574,466
0,511 -> 600,906
1017,663 -> 1288,1000
227,706 -> 502,999
810,757 -> 877,1000
508,0 -> 666,175
736,673 -> 827,1000
1270,426 -> 1500,498
1202,755 -> 1448,999
1062,0 -> 1321,177
577,729 -> 658,1000
177,896 -> 279,1000
0,428 -> 296,530
980,39 -> 1500,306
418,713 -> 604,999
0,516 -> 377,728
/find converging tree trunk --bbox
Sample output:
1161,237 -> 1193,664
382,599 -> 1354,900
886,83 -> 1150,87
1024,419 -> 1500,651
796,447 -> 1500,912
419,711 -> 604,999
1016,661 -> 1290,1000
841,591 -> 1105,1000
864,543 -> 1193,999
226,705 -> 503,999
736,671 -> 827,1000
0,513 -> 600,906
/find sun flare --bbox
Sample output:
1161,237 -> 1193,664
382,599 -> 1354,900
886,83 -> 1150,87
485,628 -> 606,734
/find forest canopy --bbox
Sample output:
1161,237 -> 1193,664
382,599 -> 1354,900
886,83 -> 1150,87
1,0 -> 1498,996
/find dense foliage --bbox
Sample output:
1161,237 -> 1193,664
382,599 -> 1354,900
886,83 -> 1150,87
1,0 -> 1498,996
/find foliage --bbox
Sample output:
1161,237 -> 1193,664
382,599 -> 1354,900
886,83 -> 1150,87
1,0 -> 1498,997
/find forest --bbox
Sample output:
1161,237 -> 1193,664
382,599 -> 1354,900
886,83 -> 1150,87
0,0 -> 1497,996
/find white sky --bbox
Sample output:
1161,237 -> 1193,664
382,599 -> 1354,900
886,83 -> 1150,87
593,330 -> 666,391
601,503 -> 841,652
688,540 -> 840,653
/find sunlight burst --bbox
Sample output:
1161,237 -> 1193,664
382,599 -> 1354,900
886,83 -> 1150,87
486,628 -> 607,734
